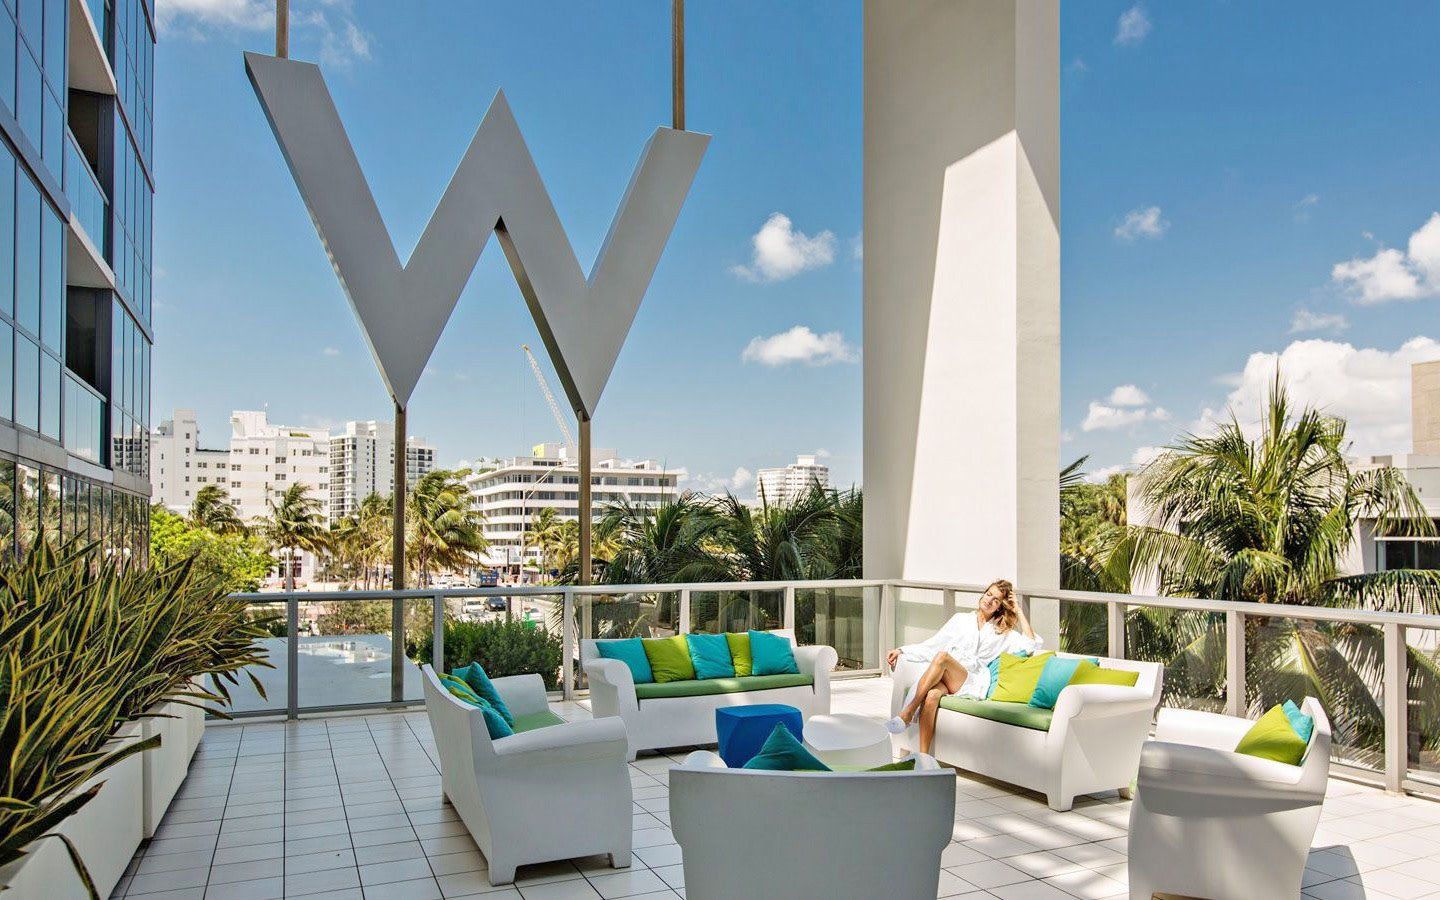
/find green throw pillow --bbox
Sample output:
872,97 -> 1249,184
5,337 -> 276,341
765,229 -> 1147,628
990,652 -> 1055,703
741,722 -> 830,771
726,632 -> 753,677
1067,661 -> 1140,687
1235,704 -> 1310,766
642,635 -> 696,683
438,672 -> 483,705
865,759 -> 917,772
437,673 -> 513,740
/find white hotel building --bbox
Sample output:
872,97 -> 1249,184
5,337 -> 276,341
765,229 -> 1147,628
328,420 -> 436,522
756,453 -> 830,505
151,409 -> 232,513
467,443 -> 681,570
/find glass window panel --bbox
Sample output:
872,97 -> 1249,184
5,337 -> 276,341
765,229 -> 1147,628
0,14 -> 16,117
15,461 -> 34,555
0,140 -> 12,319
0,321 -> 10,421
39,83 -> 57,165
15,44 -> 36,147
39,466 -> 57,544
12,330 -> 34,430
40,0 -> 60,86
1417,541 -> 1440,571
0,457 -> 11,557
38,198 -> 58,352
13,167 -> 37,333
15,0 -> 37,49
38,350 -> 56,438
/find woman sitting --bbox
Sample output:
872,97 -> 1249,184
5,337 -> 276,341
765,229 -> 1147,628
885,579 -> 1041,754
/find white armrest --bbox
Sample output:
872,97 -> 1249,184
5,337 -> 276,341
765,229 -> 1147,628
1051,683 -> 1157,723
1153,706 -> 1256,751
680,750 -> 728,770
582,657 -> 639,713
1138,740 -> 1310,802
493,716 -> 629,758
907,752 -> 941,771
490,673 -> 550,718
795,645 -> 838,678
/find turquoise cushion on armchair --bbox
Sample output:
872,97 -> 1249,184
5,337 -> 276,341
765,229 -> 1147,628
742,722 -> 830,771
452,662 -> 514,727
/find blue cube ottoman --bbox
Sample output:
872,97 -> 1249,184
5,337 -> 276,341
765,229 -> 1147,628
715,704 -> 804,767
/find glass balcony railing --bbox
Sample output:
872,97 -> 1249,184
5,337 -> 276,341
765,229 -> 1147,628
63,130 -> 110,258
62,371 -> 105,464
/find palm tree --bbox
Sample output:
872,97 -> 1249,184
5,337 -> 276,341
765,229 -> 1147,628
258,483 -> 329,591
406,469 -> 487,587
189,485 -> 246,535
1112,379 -> 1440,759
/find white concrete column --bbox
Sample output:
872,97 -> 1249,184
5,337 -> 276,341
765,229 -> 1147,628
862,0 -> 1061,645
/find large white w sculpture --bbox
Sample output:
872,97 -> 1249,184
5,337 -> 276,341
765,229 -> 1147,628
244,53 -> 708,414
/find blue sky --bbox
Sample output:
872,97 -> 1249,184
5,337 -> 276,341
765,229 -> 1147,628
153,1 -> 1440,492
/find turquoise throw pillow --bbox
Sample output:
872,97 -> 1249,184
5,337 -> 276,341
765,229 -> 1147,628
452,663 -> 514,727
749,630 -> 799,676
1282,700 -> 1315,744
597,638 -> 655,684
437,672 -> 513,740
742,722 -> 830,771
685,633 -> 736,680
986,651 -> 1030,699
1029,656 -> 1099,709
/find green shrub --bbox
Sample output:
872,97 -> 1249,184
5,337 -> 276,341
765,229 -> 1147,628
414,620 -> 564,691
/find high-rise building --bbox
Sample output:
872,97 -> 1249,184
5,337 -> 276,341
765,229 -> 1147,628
0,0 -> 154,560
224,411 -> 330,524
152,408 -> 228,513
1413,360 -> 1440,456
466,443 -> 681,571
756,454 -> 830,505
328,419 -> 436,521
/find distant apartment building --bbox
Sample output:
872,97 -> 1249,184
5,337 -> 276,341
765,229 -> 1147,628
328,420 -> 436,521
151,409 -> 229,513
1413,360 -> 1440,456
756,454 -> 830,505
467,443 -> 681,570
224,411 -> 331,524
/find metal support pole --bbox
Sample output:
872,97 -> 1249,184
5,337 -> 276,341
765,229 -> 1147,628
1383,622 -> 1408,793
578,416 -> 592,586
432,591 -> 445,672
671,0 -> 685,131
941,588 -> 956,620
561,588 -> 575,700
1106,601 -> 1126,660
391,401 -> 407,703
275,0 -> 288,58
783,585 -> 796,631
1226,609 -> 1247,717
678,588 -> 691,635
286,593 -> 299,719
879,583 -> 897,662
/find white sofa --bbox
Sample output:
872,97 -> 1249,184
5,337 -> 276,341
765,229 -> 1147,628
1127,698 -> 1332,900
420,665 -> 632,885
670,750 -> 956,900
582,629 -> 837,756
890,653 -> 1163,810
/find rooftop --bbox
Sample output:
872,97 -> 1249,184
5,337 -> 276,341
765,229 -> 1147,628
111,678 -> 1440,900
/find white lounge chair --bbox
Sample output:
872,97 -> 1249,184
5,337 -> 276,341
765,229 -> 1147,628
670,750 -> 956,900
1127,698 -> 1332,900
420,665 -> 633,885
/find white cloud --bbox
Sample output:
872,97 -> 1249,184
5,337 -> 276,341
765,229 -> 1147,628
729,467 -> 754,491
1331,212 -> 1440,305
157,0 -> 374,68
322,346 -> 340,357
1294,193 -> 1320,223
1086,446 -> 1163,484
730,213 -> 836,282
850,233 -> 863,262
1114,206 -> 1168,241
1114,5 -> 1152,46
1107,384 -> 1150,407
1066,57 -> 1089,75
815,448 -> 832,459
321,19 -> 372,69
156,0 -> 271,32
1289,308 -> 1348,334
741,326 -> 858,367
686,466 -> 755,496
1202,336 -> 1440,455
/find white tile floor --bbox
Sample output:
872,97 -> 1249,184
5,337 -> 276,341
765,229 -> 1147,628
110,678 -> 1440,900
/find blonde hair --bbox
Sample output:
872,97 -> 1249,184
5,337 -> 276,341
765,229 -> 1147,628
984,579 -> 1018,632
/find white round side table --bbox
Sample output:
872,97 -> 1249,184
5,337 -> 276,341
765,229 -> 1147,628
803,713 -> 895,769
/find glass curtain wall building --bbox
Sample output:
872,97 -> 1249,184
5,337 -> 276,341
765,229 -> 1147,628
0,0 -> 154,562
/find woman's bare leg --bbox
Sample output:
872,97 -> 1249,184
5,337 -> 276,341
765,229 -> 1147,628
898,653 -> 969,724
918,688 -> 945,755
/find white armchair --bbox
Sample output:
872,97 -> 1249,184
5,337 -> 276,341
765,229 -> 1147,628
420,665 -> 633,885
1127,698 -> 1332,900
669,751 -> 956,900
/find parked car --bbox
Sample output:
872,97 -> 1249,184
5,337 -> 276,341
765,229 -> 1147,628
487,596 -> 509,613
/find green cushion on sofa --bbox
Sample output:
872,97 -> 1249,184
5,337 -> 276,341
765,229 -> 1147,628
633,673 -> 813,700
939,696 -> 1055,731
510,710 -> 565,734
990,652 -> 1055,703
642,635 -> 696,683
1068,660 -> 1140,687
726,632 -> 753,677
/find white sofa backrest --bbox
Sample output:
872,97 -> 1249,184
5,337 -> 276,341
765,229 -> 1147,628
1055,653 -> 1163,699
421,664 -> 499,763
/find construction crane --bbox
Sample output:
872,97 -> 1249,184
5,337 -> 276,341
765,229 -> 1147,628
522,344 -> 575,449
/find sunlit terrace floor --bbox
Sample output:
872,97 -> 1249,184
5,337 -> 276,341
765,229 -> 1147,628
112,678 -> 1440,900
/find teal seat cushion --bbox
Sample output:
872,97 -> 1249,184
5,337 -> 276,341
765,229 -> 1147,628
1029,656 -> 1099,710
939,696 -> 1055,731
1282,700 -> 1315,744
749,630 -> 799,676
511,709 -> 565,734
686,633 -> 736,679
597,638 -> 654,684
742,722 -> 830,771
634,673 -> 813,701
453,663 -> 514,727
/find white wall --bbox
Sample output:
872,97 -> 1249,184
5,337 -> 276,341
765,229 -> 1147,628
863,1 -> 1061,642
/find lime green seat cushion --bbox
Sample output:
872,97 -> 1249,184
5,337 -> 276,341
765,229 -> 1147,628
510,709 -> 565,734
634,673 -> 813,700
1235,704 -> 1310,766
939,696 -> 1055,731
642,635 -> 696,683
989,652 -> 1055,703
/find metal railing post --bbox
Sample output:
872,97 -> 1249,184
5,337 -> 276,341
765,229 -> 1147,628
678,588 -> 691,635
1106,601 -> 1126,660
941,588 -> 956,620
286,593 -> 299,720
783,585 -> 796,631
432,592 -> 445,673
1226,609 -> 1247,717
1383,622 -> 1408,793
561,588 -> 576,701
879,582 -> 897,663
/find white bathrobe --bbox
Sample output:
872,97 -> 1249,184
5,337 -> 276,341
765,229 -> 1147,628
899,612 -> 1044,699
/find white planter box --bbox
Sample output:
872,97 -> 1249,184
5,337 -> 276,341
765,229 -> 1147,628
0,723 -> 145,899
142,697 -> 202,838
